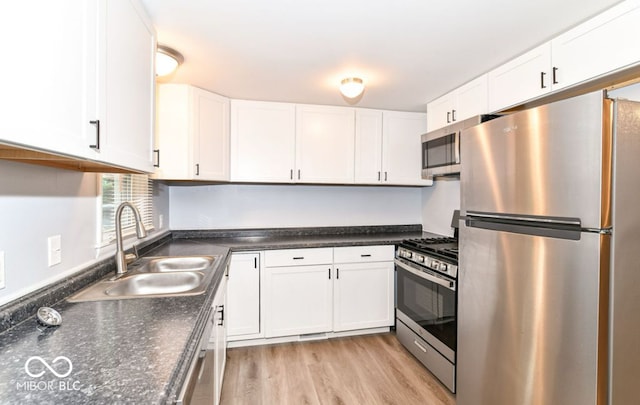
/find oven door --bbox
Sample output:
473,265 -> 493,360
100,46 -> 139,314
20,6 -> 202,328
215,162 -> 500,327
395,259 -> 456,362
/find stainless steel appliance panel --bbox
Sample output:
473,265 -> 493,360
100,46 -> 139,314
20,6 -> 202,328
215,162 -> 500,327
460,91 -> 608,229
458,223 -> 604,405
396,319 -> 455,392
609,99 -> 640,405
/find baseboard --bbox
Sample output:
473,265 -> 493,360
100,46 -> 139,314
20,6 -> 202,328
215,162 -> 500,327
227,326 -> 391,348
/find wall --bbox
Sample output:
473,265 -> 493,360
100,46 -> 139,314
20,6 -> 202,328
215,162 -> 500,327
0,160 -> 170,306
421,178 -> 460,236
169,184 -> 423,229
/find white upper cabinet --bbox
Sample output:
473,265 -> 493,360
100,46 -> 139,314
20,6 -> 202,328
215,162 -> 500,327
551,0 -> 640,91
96,0 -> 155,173
427,75 -> 488,132
354,110 -> 430,186
0,0 -> 155,173
154,84 -> 230,181
354,109 -> 384,184
230,100 -> 296,183
488,43 -> 552,112
0,1 -> 99,160
295,105 -> 355,184
490,0 -> 640,112
381,111 -> 431,185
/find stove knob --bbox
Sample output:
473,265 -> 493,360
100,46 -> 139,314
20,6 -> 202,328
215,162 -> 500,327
432,261 -> 440,270
406,251 -> 413,259
418,255 -> 425,264
441,263 -> 448,272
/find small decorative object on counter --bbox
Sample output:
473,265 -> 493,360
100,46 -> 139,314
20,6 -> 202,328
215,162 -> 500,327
36,307 -> 62,327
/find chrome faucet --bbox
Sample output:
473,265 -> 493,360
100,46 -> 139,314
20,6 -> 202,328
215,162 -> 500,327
114,202 -> 147,277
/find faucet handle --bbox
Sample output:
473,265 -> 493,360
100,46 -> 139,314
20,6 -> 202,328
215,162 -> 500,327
124,253 -> 137,264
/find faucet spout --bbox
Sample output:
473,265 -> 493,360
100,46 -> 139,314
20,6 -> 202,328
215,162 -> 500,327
114,202 -> 147,276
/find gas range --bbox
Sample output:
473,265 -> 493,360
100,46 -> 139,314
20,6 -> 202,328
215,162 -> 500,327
396,236 -> 459,279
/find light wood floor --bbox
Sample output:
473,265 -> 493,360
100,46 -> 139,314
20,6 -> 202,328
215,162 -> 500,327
220,333 -> 456,405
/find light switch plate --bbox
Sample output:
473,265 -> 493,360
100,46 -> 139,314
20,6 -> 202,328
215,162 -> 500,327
48,235 -> 62,267
0,251 -> 5,289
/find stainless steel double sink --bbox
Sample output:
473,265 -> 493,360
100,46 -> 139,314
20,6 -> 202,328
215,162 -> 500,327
68,256 -> 218,302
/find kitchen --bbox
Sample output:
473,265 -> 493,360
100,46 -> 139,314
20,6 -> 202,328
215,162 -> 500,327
1,0 -> 640,404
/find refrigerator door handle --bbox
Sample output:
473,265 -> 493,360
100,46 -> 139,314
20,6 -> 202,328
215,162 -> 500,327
465,212 -> 582,240
466,211 -> 581,227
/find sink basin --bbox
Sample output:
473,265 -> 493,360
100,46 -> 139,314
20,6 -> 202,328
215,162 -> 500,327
68,255 -> 218,302
104,272 -> 206,297
143,256 -> 214,272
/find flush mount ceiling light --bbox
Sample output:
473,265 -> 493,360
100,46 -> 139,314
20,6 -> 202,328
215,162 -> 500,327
340,77 -> 365,98
156,45 -> 184,77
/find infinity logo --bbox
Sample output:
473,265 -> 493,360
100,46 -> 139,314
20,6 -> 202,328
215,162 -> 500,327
24,356 -> 73,378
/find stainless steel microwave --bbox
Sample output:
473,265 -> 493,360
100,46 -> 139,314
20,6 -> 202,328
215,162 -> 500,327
421,115 -> 500,180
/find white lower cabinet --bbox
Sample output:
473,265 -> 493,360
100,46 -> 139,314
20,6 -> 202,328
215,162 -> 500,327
210,274 -> 227,405
260,246 -> 395,340
333,262 -> 394,332
227,253 -> 261,339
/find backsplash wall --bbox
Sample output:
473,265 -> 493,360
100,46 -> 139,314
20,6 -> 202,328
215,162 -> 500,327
169,184 -> 423,229
0,160 -> 170,306
421,178 -> 460,236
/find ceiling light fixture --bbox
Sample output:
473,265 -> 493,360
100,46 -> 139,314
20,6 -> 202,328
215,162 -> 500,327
156,45 -> 184,77
340,77 -> 365,98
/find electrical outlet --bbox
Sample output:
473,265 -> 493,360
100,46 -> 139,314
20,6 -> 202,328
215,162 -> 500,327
159,214 -> 164,229
0,251 -> 5,290
48,235 -> 62,267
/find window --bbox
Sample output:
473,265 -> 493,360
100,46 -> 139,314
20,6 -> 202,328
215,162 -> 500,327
100,174 -> 154,244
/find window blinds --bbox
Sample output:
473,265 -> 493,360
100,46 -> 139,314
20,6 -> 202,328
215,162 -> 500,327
101,174 -> 154,243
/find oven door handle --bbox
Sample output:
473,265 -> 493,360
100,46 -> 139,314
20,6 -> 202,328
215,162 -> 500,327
395,260 -> 456,291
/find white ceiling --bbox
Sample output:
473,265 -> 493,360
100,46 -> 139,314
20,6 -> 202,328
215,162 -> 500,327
141,0 -> 622,112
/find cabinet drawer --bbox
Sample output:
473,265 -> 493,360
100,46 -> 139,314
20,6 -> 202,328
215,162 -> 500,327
264,248 -> 333,267
333,245 -> 394,263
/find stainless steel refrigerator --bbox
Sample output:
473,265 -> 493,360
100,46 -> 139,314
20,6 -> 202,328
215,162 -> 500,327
458,90 -> 640,405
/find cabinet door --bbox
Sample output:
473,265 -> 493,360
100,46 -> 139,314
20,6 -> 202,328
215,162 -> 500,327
488,42 -> 552,112
381,111 -> 431,185
455,74 -> 489,122
98,0 -> 155,173
551,1 -> 640,91
214,276 -> 227,405
227,253 -> 261,338
264,265 -> 333,338
153,84 -> 192,179
426,93 -> 455,132
0,1 -> 98,159
295,105 -> 355,184
230,100 -> 296,182
193,89 -> 230,180
354,109 -> 384,184
333,262 -> 394,332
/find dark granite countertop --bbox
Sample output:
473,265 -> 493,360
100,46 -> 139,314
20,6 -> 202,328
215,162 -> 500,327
0,240 -> 230,405
172,224 -> 425,250
0,225 -> 424,404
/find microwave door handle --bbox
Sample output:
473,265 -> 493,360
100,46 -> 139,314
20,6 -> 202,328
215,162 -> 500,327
454,132 -> 460,164
395,260 -> 456,291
